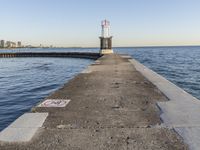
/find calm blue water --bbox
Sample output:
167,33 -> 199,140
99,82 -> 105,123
0,47 -> 200,131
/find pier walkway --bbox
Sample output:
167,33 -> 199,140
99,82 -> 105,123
0,54 -> 187,149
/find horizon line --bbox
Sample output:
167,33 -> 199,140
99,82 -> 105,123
1,44 -> 200,49
47,45 -> 200,48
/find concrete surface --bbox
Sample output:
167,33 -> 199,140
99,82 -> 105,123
0,113 -> 48,142
0,54 -> 187,149
175,127 -> 200,150
130,58 -> 200,150
129,59 -> 200,103
0,52 -> 100,59
100,49 -> 114,54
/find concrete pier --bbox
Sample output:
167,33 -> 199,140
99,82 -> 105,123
0,54 -> 188,149
0,52 -> 100,59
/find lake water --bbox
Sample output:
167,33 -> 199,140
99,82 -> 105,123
0,46 -> 200,131
0,55 -> 93,131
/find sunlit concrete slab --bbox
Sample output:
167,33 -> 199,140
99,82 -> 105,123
157,101 -> 200,127
0,113 -> 48,142
129,59 -> 200,103
120,55 -> 132,59
129,58 -> 200,149
175,127 -> 200,150
0,128 -> 38,142
9,113 -> 48,128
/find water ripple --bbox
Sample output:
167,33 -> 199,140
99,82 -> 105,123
0,55 -> 93,131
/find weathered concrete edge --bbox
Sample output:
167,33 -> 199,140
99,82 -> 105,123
81,58 -> 102,74
129,58 -> 199,103
0,52 -> 102,59
0,113 -> 48,142
129,57 -> 200,150
0,54 -> 102,143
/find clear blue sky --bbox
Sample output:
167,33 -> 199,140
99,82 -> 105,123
1,0 -> 200,47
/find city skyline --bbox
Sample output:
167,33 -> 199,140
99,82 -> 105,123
0,40 -> 22,48
1,0 -> 200,47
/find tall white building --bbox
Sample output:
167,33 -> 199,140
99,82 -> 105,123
0,40 -> 5,48
6,41 -> 16,48
17,41 -> 22,47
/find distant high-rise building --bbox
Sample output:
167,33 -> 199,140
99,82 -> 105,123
6,41 -> 11,48
11,42 -> 16,48
6,41 -> 16,48
0,40 -> 5,48
17,41 -> 22,47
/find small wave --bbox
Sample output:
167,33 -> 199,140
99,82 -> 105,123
32,63 -> 53,71
0,77 -> 5,79
27,84 -> 59,93
18,68 -> 31,72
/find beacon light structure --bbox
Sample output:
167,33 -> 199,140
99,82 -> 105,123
99,20 -> 113,54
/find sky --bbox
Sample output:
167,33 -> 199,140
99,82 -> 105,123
1,0 -> 200,47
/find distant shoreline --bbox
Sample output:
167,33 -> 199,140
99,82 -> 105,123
0,45 -> 200,50
0,47 -> 84,50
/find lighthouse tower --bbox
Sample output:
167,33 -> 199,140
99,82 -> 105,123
99,20 -> 113,54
